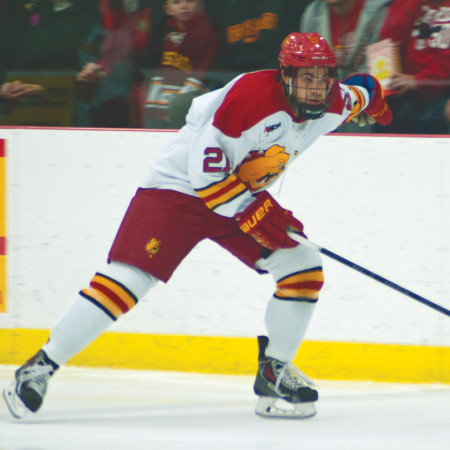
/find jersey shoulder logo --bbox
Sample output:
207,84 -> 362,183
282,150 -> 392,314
264,122 -> 281,133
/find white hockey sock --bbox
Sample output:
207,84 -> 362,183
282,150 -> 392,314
42,262 -> 157,366
42,293 -> 114,366
264,296 -> 315,362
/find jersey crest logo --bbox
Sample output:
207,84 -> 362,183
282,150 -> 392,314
237,145 -> 290,192
264,122 -> 281,133
145,238 -> 161,258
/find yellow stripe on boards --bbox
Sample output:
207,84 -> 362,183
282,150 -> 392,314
0,329 -> 449,384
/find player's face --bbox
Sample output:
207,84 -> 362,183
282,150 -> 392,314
288,66 -> 330,105
165,0 -> 200,22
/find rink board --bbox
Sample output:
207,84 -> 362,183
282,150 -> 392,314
1,329 -> 449,384
0,128 -> 449,383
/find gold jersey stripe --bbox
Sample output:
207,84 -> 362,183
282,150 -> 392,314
204,182 -> 246,209
196,174 -> 241,198
196,175 -> 247,210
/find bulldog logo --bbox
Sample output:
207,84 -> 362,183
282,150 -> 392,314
237,145 -> 290,191
145,238 -> 161,258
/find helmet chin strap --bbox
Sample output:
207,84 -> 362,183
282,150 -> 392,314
296,103 -> 327,121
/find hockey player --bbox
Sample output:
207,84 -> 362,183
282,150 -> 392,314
3,32 -> 392,419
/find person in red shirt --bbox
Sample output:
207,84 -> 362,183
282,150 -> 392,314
328,0 -> 367,71
76,0 -> 153,128
378,0 -> 450,134
300,0 -> 391,132
144,0 -> 217,128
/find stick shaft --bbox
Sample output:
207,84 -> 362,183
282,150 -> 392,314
290,233 -> 450,318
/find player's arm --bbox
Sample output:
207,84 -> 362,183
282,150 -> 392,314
341,74 -> 392,126
188,124 -> 252,211
235,191 -> 305,250
190,130 -> 303,251
195,170 -> 304,250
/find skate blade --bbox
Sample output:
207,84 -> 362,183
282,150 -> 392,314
255,396 -> 316,419
2,384 -> 28,419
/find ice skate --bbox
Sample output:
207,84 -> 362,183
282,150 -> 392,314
3,349 -> 59,419
253,336 -> 318,419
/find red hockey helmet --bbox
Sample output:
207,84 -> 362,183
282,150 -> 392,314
279,32 -> 338,120
279,32 -> 336,68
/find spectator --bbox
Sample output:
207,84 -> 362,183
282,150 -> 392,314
209,1 -> 312,88
300,0 -> 391,79
300,0 -> 391,80
376,0 -> 450,134
143,0 -> 217,129
76,0 -> 153,128
0,0 -> 99,126
128,0 -> 154,127
1,80 -> 43,99
299,0 -> 388,130
9,0 -> 100,71
445,98 -> 450,127
0,2 -> 43,113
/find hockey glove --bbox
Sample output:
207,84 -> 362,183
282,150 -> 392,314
236,191 -> 304,251
343,74 -> 392,126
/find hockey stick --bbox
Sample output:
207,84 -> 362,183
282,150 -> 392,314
288,232 -> 450,318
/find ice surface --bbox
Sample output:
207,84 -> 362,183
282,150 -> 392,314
1,365 -> 449,450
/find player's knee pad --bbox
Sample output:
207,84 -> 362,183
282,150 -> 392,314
79,261 -> 157,321
274,267 -> 324,303
256,244 -> 324,302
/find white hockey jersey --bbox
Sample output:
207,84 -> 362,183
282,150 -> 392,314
141,70 -> 370,218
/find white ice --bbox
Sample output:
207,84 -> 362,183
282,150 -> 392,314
1,366 -> 449,450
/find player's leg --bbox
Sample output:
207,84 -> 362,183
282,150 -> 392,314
254,244 -> 323,418
257,244 -> 323,362
43,262 -> 157,365
3,261 -> 157,419
3,189 -> 211,418
214,232 -> 323,418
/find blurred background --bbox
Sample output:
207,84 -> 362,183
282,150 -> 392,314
0,0 -> 448,133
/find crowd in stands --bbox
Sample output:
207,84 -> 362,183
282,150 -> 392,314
0,0 -> 448,134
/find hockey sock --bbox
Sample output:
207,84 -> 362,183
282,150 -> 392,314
42,294 -> 114,366
264,296 -> 315,362
43,262 -> 157,366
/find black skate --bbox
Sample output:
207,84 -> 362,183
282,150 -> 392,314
253,336 -> 318,418
2,349 -> 59,418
